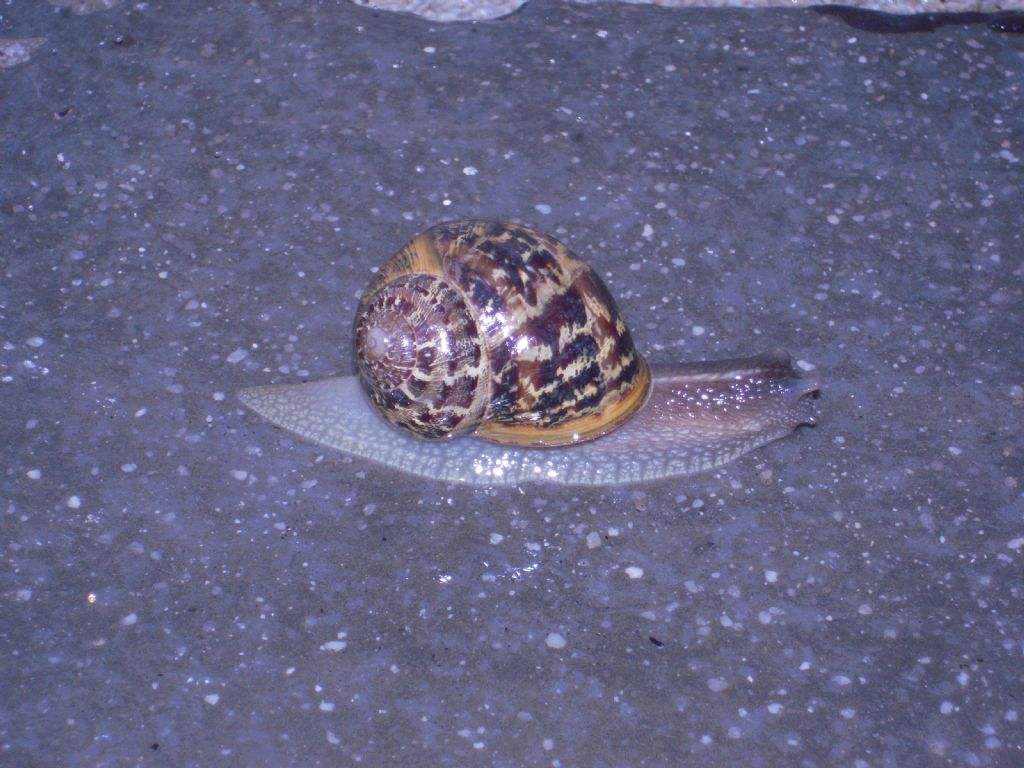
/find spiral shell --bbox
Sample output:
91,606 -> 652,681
354,220 -> 651,447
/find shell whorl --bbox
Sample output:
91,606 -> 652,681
355,220 -> 651,446
355,274 -> 490,438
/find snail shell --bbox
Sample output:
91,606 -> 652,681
239,220 -> 820,486
354,220 -> 649,446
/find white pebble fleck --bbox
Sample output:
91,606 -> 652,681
625,566 -> 644,580
1007,537 -> 1024,551
691,325 -> 705,337
319,701 -> 335,712
858,604 -> 873,616
120,613 -> 138,626
489,533 -> 503,545
947,446 -> 962,457
66,495 -> 82,509
707,677 -> 728,692
230,469 -> 249,481
226,348 -> 248,364
423,46 -> 436,54
27,469 -> 41,480
545,632 -> 566,649
534,204 -> 551,215
641,223 -> 654,240
26,336 -> 45,348
767,702 -> 783,715
832,675 -> 851,686
826,214 -> 840,225
586,531 -> 602,549
764,570 -> 778,583
940,701 -> 955,715
321,640 -> 348,652
462,166 -> 478,176
204,693 -> 220,705
121,463 -> 137,473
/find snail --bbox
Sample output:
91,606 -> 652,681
239,220 -> 820,486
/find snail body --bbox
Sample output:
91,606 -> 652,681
240,221 -> 820,486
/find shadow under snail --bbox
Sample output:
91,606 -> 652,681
239,220 -> 820,486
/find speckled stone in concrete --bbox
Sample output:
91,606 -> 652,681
1,1 -> 1022,766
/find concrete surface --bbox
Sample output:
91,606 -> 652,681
2,0 -> 1022,766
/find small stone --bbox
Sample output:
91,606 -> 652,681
545,632 -> 566,649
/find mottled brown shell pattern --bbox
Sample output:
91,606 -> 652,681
354,220 -> 651,447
